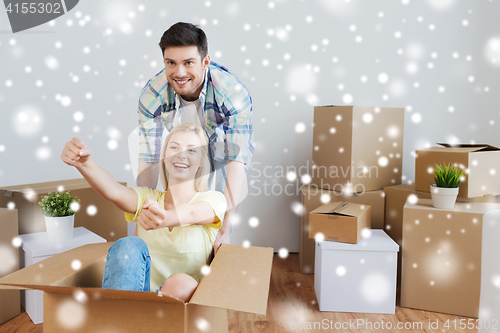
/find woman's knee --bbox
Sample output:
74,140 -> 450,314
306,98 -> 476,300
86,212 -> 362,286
112,236 -> 147,249
107,236 -> 149,263
160,273 -> 198,302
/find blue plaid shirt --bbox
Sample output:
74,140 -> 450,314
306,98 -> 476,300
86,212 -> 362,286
137,62 -> 254,172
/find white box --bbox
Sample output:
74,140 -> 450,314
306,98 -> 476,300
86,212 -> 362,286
18,227 -> 106,324
314,230 -> 399,314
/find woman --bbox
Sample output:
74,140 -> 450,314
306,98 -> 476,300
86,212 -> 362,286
61,123 -> 227,302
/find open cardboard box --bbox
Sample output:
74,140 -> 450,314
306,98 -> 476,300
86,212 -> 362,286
0,242 -> 274,332
308,201 -> 371,244
415,143 -> 500,198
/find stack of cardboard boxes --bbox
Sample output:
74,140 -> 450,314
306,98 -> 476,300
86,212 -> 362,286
301,105 -> 500,318
395,144 -> 500,317
300,105 -> 405,273
301,105 -> 404,314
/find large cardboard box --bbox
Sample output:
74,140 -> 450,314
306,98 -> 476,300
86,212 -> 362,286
384,183 -> 499,284
312,105 -> 404,192
0,208 -> 21,325
0,178 -> 127,241
309,201 -> 371,244
315,230 -> 399,314
300,185 -> 385,274
401,199 -> 500,318
415,143 -> 500,198
0,242 -> 273,333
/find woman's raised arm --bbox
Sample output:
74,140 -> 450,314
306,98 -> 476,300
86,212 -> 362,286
61,137 -> 138,214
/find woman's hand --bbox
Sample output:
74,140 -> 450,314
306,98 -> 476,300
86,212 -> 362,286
60,137 -> 139,214
61,138 -> 92,168
137,199 -> 169,230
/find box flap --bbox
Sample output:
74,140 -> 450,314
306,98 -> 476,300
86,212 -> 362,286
420,146 -> 482,153
318,230 -> 399,252
310,201 -> 368,218
189,244 -> 273,315
0,283 -> 182,304
404,198 -> 500,214
0,242 -> 112,287
310,201 -> 349,215
437,143 -> 500,152
0,178 -> 92,195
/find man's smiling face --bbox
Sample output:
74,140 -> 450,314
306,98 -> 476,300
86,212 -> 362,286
163,46 -> 210,101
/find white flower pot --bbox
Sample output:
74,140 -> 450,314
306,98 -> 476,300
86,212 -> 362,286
44,215 -> 75,242
430,185 -> 459,209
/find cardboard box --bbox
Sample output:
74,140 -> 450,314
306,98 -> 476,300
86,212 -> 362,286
479,210 -> 500,332
383,183 -> 499,284
0,178 -> 127,241
0,208 -> 21,325
0,242 -> 274,333
312,105 -> 404,192
401,199 -> 500,318
309,201 -> 371,244
300,185 -> 385,274
415,143 -> 500,198
315,230 -> 399,313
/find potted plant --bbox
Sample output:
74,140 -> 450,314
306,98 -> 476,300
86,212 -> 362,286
38,191 -> 80,242
430,163 -> 465,209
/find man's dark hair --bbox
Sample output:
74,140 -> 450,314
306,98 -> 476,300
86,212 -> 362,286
159,22 -> 208,59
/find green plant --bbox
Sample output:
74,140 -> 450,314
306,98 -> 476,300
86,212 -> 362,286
433,163 -> 465,188
38,191 -> 80,217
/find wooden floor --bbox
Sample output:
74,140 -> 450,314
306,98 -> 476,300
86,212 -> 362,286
1,253 -> 476,333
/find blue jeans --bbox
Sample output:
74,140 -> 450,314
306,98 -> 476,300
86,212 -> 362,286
102,236 -> 151,292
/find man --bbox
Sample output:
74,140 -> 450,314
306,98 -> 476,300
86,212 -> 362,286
136,22 -> 253,254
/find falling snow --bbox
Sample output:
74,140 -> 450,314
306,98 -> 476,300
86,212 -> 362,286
0,1 -> 499,276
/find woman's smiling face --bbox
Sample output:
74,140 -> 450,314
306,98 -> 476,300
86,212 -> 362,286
164,131 -> 204,182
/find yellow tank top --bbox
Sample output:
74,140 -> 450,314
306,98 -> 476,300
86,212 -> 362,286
124,187 -> 226,291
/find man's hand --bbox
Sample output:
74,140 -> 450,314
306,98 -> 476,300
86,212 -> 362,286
137,162 -> 160,189
214,227 -> 231,256
61,138 -> 92,168
214,212 -> 233,255
137,199 -> 168,231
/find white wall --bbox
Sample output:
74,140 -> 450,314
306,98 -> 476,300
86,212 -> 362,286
1,0 -> 499,252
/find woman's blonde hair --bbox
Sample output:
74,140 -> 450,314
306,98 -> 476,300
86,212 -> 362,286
159,123 -> 210,192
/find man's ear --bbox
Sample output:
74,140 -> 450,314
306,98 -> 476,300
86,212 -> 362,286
203,54 -> 211,68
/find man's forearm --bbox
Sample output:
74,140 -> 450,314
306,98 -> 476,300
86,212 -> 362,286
222,160 -> 245,231
137,161 -> 160,188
